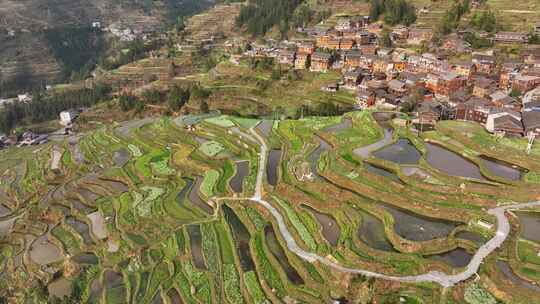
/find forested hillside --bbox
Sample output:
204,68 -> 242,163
0,0 -> 215,97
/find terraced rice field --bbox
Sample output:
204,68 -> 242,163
1,112 -> 540,303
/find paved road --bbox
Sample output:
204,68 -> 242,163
245,126 -> 540,287
352,127 -> 393,158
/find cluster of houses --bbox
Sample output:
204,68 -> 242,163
227,16 -> 540,139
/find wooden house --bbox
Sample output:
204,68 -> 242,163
310,52 -> 332,72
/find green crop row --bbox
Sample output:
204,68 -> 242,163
201,223 -> 222,300
183,261 -> 212,303
201,169 -> 220,197
243,271 -> 267,304
273,197 -> 317,251
245,206 -> 267,230
223,264 -> 244,304
252,234 -> 285,297
215,221 -> 235,264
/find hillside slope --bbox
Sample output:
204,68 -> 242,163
0,0 -> 214,95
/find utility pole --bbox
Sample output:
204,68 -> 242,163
527,132 -> 536,155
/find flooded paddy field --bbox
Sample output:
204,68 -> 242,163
302,204 -> 340,246
230,161 -> 249,193
424,143 -> 486,180
266,149 -> 282,186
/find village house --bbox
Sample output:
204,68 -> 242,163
339,38 -> 355,50
522,111 -> 540,136
492,32 -> 529,44
387,79 -> 407,96
298,41 -> 315,54
442,34 -> 472,53
486,110 -> 524,136
452,62 -> 476,80
472,77 -> 497,98
278,49 -> 296,66
490,91 -> 520,110
499,63 -> 521,89
317,35 -> 341,50
59,109 -> 79,126
472,53 -> 496,75
310,52 -> 332,72
379,93 -> 401,110
415,100 -> 443,127
436,72 -> 466,97
512,74 -> 540,93
355,90 -> 375,109
358,44 -> 378,56
406,53 -> 447,74
407,28 -> 433,45
373,57 -> 392,75
17,93 -> 32,103
355,31 -> 375,45
448,89 -> 472,108
343,51 -> 363,69
366,22 -> 383,35
391,26 -> 409,43
399,72 -> 426,89
455,97 -> 493,124
295,53 -> 310,70
359,54 -> 377,71
343,70 -> 363,90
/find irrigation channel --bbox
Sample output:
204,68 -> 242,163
211,124 -> 540,288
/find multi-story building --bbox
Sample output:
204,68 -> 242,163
310,52 -> 332,72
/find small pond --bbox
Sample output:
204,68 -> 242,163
428,248 -> 472,268
323,117 -> 352,133
497,260 -> 540,293
303,205 -> 340,246
48,277 -> 72,299
365,163 -> 401,182
256,120 -> 274,138
189,177 -> 213,214
455,230 -> 486,246
72,252 -> 99,265
177,178 -> 194,206
230,161 -> 249,193
264,225 -> 304,285
167,288 -> 183,304
104,269 -> 126,302
223,205 -> 255,272
425,143 -> 486,180
66,217 -> 94,245
357,210 -> 395,252
373,139 -> 421,165
266,150 -> 282,186
516,212 -> 540,243
479,155 -> 525,181
113,148 -> 130,167
29,235 -> 64,266
383,204 -> 458,242
187,225 -> 207,270
308,137 -> 331,178
71,200 -> 97,214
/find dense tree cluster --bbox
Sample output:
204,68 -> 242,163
369,0 -> 417,26
236,0 -> 304,37
44,27 -> 105,80
0,84 -> 111,133
291,3 -> 331,28
436,0 -> 470,36
470,10 -> 498,32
